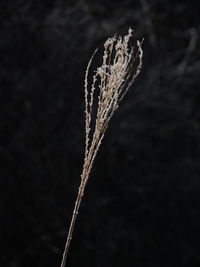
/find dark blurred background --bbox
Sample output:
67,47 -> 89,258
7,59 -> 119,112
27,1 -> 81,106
0,0 -> 200,266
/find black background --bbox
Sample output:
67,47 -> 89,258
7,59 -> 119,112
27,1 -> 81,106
0,0 -> 200,266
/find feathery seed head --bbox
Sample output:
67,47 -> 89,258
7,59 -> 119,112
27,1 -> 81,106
83,28 -> 143,181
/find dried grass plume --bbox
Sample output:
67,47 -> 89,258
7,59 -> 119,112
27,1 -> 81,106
60,28 -> 143,267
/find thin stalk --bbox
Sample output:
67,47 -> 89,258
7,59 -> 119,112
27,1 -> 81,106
60,139 -> 97,267
60,179 -> 86,267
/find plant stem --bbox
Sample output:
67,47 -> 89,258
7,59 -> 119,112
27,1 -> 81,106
60,180 -> 86,267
